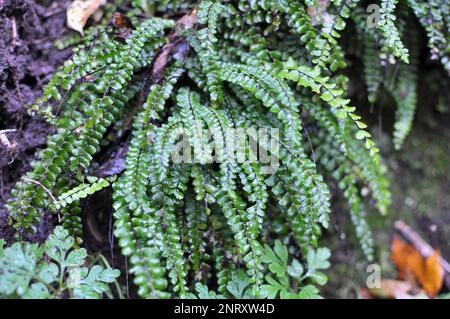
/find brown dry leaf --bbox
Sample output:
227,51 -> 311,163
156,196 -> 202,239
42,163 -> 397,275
391,235 -> 420,279
391,235 -> 444,297
368,279 -> 415,299
306,0 -> 334,26
67,0 -> 106,35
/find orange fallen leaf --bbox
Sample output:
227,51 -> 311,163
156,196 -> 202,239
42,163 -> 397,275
391,235 -> 444,297
67,0 -> 106,35
111,12 -> 134,30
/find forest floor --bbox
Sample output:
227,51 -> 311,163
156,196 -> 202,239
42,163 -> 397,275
0,0 -> 449,298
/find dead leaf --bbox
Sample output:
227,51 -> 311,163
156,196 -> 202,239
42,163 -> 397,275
391,235 -> 420,279
175,9 -> 198,33
391,235 -> 444,297
95,157 -> 126,177
369,279 -> 416,299
307,0 -> 334,26
67,0 -> 106,35
111,12 -> 134,30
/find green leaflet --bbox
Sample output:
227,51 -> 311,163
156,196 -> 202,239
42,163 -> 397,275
279,59 -> 381,162
260,240 -> 330,299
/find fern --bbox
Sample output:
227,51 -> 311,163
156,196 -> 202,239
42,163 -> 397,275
379,0 -> 409,63
407,0 -> 450,74
349,6 -> 385,106
4,0 -> 449,299
353,6 -> 424,148
279,59 -> 381,160
55,176 -> 115,210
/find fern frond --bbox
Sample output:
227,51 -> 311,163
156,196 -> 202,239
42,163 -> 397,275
363,35 -> 383,104
113,177 -> 170,298
192,0 -> 234,105
201,105 -> 264,288
61,202 -> 83,245
10,0 -> 435,299
225,86 -> 331,250
350,7 -> 384,104
277,0 -> 340,69
331,159 -> 374,259
149,164 -> 190,297
312,123 -> 374,260
304,101 -> 391,215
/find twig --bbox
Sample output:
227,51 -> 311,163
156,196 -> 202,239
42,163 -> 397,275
394,220 -> 450,274
11,17 -> 20,46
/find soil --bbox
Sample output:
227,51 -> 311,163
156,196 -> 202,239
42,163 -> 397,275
0,0 -> 72,242
323,52 -> 450,298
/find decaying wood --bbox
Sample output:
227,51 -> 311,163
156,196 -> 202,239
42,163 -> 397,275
0,129 -> 17,151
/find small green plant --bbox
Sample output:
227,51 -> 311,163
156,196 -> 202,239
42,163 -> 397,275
0,227 -> 120,299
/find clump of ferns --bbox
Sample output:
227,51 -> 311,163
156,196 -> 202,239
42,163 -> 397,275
352,1 -> 450,149
14,0 -> 450,298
